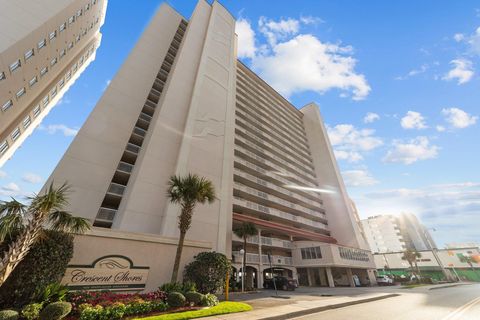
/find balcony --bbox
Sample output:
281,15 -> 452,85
236,105 -> 312,162
125,143 -> 140,155
233,194 -> 328,231
96,207 -> 117,223
106,183 -> 126,197
233,168 -> 324,212
232,251 -> 293,266
232,234 -> 293,249
117,161 -> 133,174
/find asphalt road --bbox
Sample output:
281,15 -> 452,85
292,284 -> 480,320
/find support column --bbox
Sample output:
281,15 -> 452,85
307,268 -> 314,286
347,268 -> 355,287
326,267 -> 335,287
367,269 -> 377,286
257,229 -> 263,289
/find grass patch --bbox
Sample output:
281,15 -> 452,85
134,302 -> 252,320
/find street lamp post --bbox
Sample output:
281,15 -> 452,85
424,228 -> 453,282
240,249 -> 245,292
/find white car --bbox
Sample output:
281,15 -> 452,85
376,275 -> 394,285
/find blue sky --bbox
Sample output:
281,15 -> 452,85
1,1 -> 479,247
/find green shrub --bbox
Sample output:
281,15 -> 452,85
184,291 -> 204,306
183,252 -> 231,293
0,231 -> 74,308
201,293 -> 219,307
181,282 -> 196,294
167,292 -> 186,308
79,304 -> 103,320
0,310 -> 19,320
39,302 -> 71,320
159,282 -> 183,294
39,283 -> 68,305
21,303 -> 43,320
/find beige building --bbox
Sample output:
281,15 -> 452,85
43,0 -> 376,291
0,0 -> 107,167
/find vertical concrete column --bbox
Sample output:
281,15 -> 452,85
346,268 -> 355,287
367,269 -> 377,286
326,267 -> 335,287
257,229 -> 263,289
306,268 -> 314,286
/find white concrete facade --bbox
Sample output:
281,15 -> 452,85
43,0 -> 376,290
0,0 -> 107,167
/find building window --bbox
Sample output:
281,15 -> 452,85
49,30 -> 57,41
38,38 -> 46,50
16,87 -> 26,99
59,49 -> 66,59
68,42 -> 74,50
2,100 -> 13,112
11,128 -> 20,141
42,95 -> 49,107
95,17 -> 99,24
24,49 -> 34,61
301,247 -> 322,260
58,78 -> 65,89
9,60 -> 21,73
76,9 -> 82,17
82,28 -> 87,36
79,56 -> 84,66
72,63 -> 78,73
23,115 -> 31,129
85,3 -> 90,11
40,66 -> 48,77
76,34 -> 81,43
50,87 -> 57,98
69,16 -> 75,25
59,22 -> 66,32
50,57 -> 57,67
29,76 -> 38,87
0,72 -> 5,81
33,104 -> 41,118
0,141 -> 8,155
65,70 -> 71,81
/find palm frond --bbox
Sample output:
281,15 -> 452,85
233,222 -> 258,239
0,198 -> 28,242
48,210 -> 90,234
29,182 -> 70,215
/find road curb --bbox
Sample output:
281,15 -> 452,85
258,293 -> 400,320
429,283 -> 473,290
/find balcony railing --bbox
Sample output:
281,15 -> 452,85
117,161 -> 133,173
232,251 -> 293,266
107,183 -> 126,196
96,207 -> 117,222
233,195 -> 328,230
232,234 -> 293,249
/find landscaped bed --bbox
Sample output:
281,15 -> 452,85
134,302 -> 252,320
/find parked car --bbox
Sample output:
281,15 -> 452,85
263,276 -> 297,291
376,275 -> 394,286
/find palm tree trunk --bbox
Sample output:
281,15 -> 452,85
171,231 -> 186,282
243,238 -> 247,291
0,216 -> 44,286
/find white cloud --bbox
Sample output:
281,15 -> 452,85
259,16 -> 300,46
436,125 -> 446,132
464,26 -> 480,55
454,33 -> 465,42
354,183 -> 480,246
400,111 -> 428,129
0,182 -> 31,198
328,124 -> 383,162
39,124 -> 78,137
22,173 -> 42,184
0,170 -> 6,179
442,59 -> 474,84
363,112 -> 380,124
2,182 -> 19,192
383,136 -> 439,165
236,18 -> 256,59
252,34 -> 370,100
441,107 -> 478,128
395,64 -> 428,80
238,16 -> 370,101
342,169 -> 379,187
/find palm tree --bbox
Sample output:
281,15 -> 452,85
233,222 -> 257,291
167,174 -> 216,282
401,249 -> 422,280
0,182 -> 90,286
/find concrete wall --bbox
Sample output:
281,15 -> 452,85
300,103 -> 370,250
66,228 -> 211,291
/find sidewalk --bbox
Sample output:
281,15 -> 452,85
204,287 -> 399,320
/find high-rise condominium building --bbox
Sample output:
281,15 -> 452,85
0,0 -> 107,167
361,213 -> 437,253
44,0 -> 376,290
